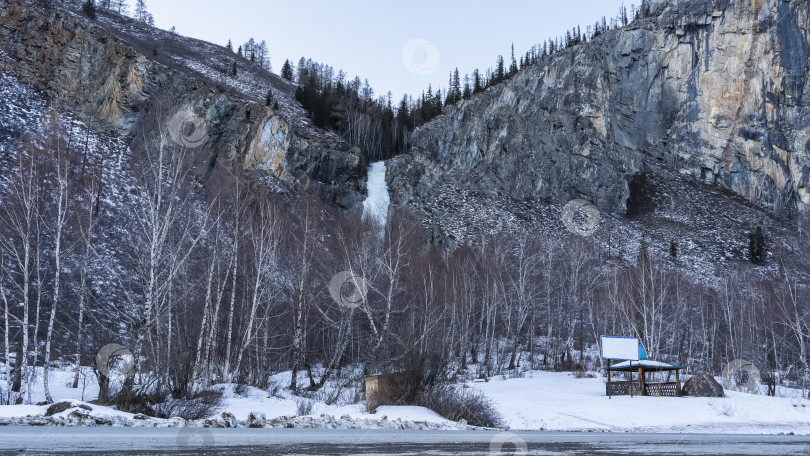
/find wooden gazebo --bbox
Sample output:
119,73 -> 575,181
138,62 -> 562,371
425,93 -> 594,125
604,359 -> 684,397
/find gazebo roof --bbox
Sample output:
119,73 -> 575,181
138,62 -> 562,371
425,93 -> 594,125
603,360 -> 684,372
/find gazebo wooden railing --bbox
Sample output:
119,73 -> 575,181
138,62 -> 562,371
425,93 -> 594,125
605,380 -> 679,397
605,380 -> 640,397
644,382 -> 680,397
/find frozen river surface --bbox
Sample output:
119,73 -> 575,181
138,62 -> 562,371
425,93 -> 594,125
0,427 -> 808,455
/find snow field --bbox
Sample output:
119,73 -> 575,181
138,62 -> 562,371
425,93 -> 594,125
1,365 -> 808,433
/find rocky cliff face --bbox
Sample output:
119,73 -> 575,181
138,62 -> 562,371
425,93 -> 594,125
389,0 -> 810,230
0,0 -> 365,208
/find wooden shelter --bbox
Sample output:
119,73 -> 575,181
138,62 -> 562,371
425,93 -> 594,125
604,359 -> 684,397
364,370 -> 422,412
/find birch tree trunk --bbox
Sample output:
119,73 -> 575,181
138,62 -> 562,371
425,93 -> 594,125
234,199 -> 278,379
73,178 -> 99,389
1,248 -> 11,405
290,199 -> 312,392
0,151 -> 39,404
43,145 -> 70,404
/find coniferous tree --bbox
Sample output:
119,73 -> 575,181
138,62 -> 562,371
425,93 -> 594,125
462,75 -> 472,99
473,69 -> 483,94
748,226 -> 767,265
265,90 -> 273,106
297,57 -> 309,84
81,0 -> 97,19
281,60 -> 294,81
669,240 -> 679,260
495,55 -> 505,84
244,38 -> 257,62
640,0 -> 650,17
226,39 -> 233,51
133,0 -> 149,23
232,62 -> 237,77
446,72 -> 454,105
445,68 -> 462,105
257,40 -> 271,71
453,68 -> 461,100
509,43 -> 518,77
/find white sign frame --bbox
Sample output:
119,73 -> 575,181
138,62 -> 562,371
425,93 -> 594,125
600,335 -> 640,361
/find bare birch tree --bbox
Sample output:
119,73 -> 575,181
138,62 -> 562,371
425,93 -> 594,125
0,146 -> 39,403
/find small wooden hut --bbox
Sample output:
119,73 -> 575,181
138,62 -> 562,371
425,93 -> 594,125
364,370 -> 423,412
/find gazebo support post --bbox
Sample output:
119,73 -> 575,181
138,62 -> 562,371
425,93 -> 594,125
639,367 -> 646,396
676,369 -> 681,397
629,361 -> 633,397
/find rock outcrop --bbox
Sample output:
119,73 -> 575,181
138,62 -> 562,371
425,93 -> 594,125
0,0 -> 365,208
389,0 -> 810,240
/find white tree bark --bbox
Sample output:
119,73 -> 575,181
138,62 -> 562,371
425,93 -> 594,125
0,151 -> 39,404
44,140 -> 71,404
234,199 -> 278,379
1,248 -> 11,405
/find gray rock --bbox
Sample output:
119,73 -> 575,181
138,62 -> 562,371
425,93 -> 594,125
45,401 -> 92,417
246,411 -> 266,428
682,374 -> 725,397
220,411 -> 237,428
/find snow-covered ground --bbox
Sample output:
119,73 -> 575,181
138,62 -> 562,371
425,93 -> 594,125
0,366 -> 456,430
1,366 -> 808,434
473,370 -> 810,434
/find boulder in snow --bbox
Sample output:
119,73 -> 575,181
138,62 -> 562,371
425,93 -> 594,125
45,401 -> 92,417
682,374 -> 724,397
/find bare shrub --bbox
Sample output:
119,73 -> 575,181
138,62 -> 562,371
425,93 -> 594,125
234,383 -> 250,397
267,379 -> 283,398
101,388 -> 159,416
316,380 -> 350,406
295,397 -> 313,416
415,384 -> 502,428
152,389 -> 225,420
711,399 -> 736,417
